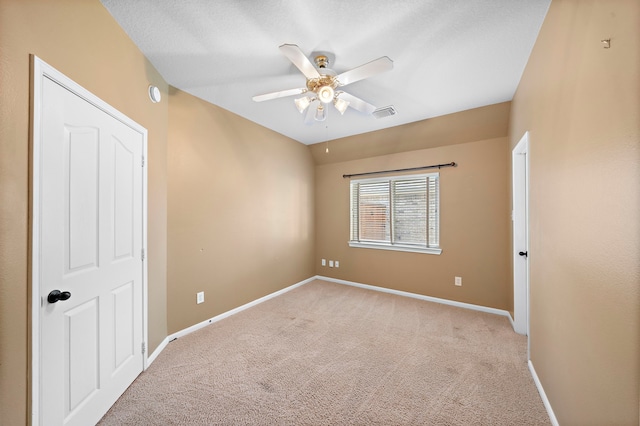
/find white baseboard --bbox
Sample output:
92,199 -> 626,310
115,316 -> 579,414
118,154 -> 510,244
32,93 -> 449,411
317,275 -> 512,320
506,311 -> 516,329
146,336 -> 170,367
166,276 -> 316,343
528,360 -> 559,426
149,275 -> 514,369
144,276 -> 316,369
318,276 -> 554,423
140,276 -> 556,425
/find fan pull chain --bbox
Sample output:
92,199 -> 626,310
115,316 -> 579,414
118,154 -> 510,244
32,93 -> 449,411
325,125 -> 329,153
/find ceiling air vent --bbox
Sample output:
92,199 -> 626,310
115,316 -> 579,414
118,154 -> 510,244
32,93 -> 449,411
372,105 -> 397,119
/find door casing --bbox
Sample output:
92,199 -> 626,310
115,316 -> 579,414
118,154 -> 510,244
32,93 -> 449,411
30,55 -> 149,425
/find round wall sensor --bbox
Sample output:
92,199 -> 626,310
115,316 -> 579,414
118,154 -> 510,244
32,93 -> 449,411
148,85 -> 161,103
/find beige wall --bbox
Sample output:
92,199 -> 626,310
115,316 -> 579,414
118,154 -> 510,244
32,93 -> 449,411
510,0 -> 639,424
167,89 -> 315,333
0,0 -> 169,423
310,102 -> 511,165
315,133 -> 511,310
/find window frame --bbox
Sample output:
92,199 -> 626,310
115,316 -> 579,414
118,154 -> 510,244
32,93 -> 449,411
348,172 -> 442,255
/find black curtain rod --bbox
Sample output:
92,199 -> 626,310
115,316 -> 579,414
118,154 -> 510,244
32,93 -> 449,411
342,162 -> 457,179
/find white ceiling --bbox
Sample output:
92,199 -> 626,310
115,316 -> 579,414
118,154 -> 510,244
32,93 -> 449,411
101,0 -> 550,145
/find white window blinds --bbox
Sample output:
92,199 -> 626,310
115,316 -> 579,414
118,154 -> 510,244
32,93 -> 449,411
350,173 -> 440,254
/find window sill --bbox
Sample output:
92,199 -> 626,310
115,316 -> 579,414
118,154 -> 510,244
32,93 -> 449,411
348,241 -> 442,255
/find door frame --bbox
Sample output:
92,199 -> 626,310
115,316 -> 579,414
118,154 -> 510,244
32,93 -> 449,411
30,56 -> 148,425
512,131 -> 530,342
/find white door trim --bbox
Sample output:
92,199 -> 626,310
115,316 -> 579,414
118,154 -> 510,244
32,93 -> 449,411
512,132 -> 530,344
30,56 -> 148,425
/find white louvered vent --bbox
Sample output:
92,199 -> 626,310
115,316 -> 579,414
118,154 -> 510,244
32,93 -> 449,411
372,105 -> 397,119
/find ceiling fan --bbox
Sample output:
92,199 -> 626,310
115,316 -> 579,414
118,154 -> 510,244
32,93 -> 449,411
252,44 -> 393,123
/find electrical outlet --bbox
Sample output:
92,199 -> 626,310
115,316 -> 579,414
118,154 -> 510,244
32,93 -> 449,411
321,259 -> 326,266
335,261 -> 339,268
197,291 -> 205,304
329,260 -> 334,268
455,277 -> 462,287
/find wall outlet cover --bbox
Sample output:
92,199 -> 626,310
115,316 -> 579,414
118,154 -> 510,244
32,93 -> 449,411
197,291 -> 205,304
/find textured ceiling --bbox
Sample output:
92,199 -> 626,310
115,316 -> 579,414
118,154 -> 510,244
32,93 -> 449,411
101,0 -> 550,145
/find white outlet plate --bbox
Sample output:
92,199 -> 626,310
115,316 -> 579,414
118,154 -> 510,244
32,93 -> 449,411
335,261 -> 339,268
455,277 -> 462,286
329,260 -> 334,268
321,259 -> 326,266
197,291 -> 205,304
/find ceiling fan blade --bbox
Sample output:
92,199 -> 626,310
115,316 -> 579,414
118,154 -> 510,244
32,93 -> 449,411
252,87 -> 306,102
337,92 -> 377,114
279,44 -> 321,80
335,56 -> 393,87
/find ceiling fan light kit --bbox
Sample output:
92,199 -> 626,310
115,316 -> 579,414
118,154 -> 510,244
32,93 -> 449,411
252,44 -> 393,123
314,104 -> 327,122
334,97 -> 350,115
317,85 -> 335,104
294,96 -> 313,113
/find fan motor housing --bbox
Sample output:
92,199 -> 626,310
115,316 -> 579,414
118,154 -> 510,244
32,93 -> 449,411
314,55 -> 329,69
307,75 -> 337,92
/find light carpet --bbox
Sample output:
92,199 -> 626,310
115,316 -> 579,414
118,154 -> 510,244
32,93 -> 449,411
99,279 -> 550,425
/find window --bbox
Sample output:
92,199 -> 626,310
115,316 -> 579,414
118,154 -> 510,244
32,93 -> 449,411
349,173 -> 441,254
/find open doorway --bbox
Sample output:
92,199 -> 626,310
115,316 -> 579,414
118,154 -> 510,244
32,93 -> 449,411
512,132 -> 529,339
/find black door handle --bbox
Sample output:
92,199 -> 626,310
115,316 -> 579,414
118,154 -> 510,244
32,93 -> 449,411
518,251 -> 528,258
47,290 -> 71,303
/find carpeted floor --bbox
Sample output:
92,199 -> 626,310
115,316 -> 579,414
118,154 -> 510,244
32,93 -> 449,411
99,279 -> 550,425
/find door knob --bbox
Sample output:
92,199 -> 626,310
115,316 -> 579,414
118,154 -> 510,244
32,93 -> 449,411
47,290 -> 71,303
518,251 -> 528,257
